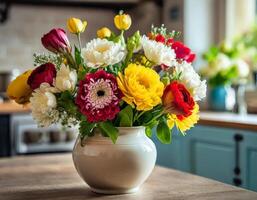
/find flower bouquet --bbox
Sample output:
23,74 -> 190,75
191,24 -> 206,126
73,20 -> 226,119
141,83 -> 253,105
200,41 -> 249,111
7,11 -> 206,194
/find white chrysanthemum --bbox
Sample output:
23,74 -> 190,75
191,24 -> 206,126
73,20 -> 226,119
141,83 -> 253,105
81,38 -> 126,68
30,83 -> 59,127
54,65 -> 77,92
141,35 -> 176,66
176,62 -> 207,101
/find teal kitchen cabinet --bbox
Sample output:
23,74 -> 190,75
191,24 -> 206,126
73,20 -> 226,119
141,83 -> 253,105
183,126 -> 236,185
153,125 -> 257,192
153,130 -> 185,170
240,131 -> 257,191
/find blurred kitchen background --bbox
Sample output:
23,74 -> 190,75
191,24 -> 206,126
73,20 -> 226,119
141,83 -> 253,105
1,0 -> 257,193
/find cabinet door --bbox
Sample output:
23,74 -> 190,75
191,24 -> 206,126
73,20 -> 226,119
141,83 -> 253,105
152,129 -> 185,170
183,125 -> 235,185
240,131 -> 257,192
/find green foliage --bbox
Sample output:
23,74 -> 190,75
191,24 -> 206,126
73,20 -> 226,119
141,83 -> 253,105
145,119 -> 159,138
145,127 -> 153,137
134,105 -> 163,126
156,118 -> 171,144
107,32 -> 118,42
127,31 -> 141,52
115,105 -> 134,127
79,119 -> 96,141
124,31 -> 141,66
105,63 -> 121,76
57,91 -> 79,120
98,121 -> 118,144
202,46 -> 219,62
151,24 -> 180,39
74,45 -> 89,80
209,66 -> 238,87
33,53 -> 63,69
74,45 -> 83,67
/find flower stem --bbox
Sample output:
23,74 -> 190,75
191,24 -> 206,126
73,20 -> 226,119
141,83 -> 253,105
65,52 -> 77,69
134,110 -> 146,122
77,34 -> 82,51
120,30 -> 125,47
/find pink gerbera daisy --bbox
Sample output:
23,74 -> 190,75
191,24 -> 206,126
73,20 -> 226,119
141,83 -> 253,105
76,70 -> 123,123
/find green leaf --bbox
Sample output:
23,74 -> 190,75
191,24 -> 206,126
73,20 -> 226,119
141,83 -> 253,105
98,121 -> 118,144
74,45 -> 83,66
117,105 -> 133,127
79,120 -> 96,141
145,127 -> 152,137
156,119 -> 171,144
57,91 -> 79,118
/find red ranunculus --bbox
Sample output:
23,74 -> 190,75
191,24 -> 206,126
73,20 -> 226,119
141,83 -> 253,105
162,81 -> 195,117
75,70 -> 123,123
171,41 -> 196,63
155,34 -> 166,43
41,28 -> 71,54
27,63 -> 57,90
166,38 -> 174,46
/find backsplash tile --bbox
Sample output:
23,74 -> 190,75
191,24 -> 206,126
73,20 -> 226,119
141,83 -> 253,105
0,3 -> 160,72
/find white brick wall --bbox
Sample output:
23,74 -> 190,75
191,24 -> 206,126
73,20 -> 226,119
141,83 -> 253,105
0,3 -> 160,73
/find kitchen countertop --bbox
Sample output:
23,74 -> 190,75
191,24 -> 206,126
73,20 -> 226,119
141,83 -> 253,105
199,112 -> 257,131
1,101 -> 257,131
1,154 -> 257,200
0,101 -> 30,114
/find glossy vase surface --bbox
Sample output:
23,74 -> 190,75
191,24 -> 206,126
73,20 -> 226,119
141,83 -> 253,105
72,126 -> 156,194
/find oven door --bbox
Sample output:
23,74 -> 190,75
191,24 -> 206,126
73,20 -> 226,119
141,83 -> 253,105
11,114 -> 77,154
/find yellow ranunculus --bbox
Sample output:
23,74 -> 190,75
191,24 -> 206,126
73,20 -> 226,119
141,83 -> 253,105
117,63 -> 164,111
97,27 -> 112,39
7,70 -> 33,104
114,12 -> 131,31
167,103 -> 199,134
67,17 -> 87,34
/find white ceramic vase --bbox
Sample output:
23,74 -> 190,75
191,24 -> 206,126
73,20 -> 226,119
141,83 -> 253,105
72,126 -> 156,194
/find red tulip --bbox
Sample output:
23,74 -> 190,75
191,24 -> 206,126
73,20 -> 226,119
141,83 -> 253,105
27,63 -> 57,90
41,28 -> 71,54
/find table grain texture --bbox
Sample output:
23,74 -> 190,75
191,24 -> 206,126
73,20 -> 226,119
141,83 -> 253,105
1,153 -> 257,200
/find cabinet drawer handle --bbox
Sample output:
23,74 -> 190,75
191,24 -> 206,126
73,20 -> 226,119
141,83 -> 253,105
233,178 -> 242,186
234,134 -> 243,142
234,133 -> 243,177
234,167 -> 240,175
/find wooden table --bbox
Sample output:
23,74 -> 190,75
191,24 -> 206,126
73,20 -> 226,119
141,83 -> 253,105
1,154 -> 257,200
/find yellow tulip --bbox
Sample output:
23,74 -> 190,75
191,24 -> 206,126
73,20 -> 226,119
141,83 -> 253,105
97,27 -> 112,39
67,17 -> 87,34
114,12 -> 132,31
7,70 -> 33,104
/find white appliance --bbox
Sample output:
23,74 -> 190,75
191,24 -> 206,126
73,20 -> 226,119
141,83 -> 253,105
11,114 -> 77,154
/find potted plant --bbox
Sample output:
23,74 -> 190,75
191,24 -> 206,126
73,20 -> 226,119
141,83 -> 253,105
7,12 -> 206,194
201,42 -> 249,111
